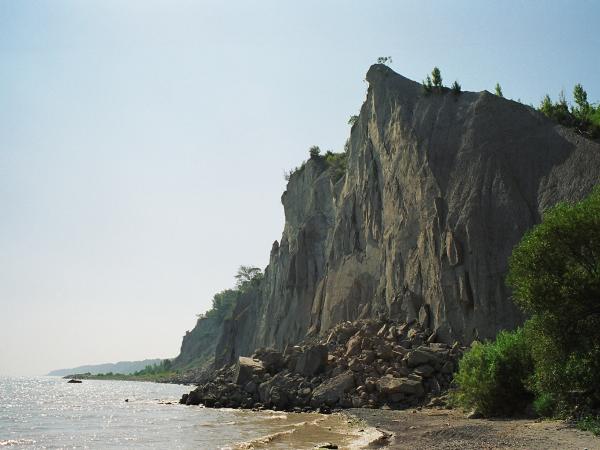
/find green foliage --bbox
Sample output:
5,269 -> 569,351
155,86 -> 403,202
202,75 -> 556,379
284,161 -> 306,181
577,415 -> 600,436
423,68 -> 443,93
201,266 -> 264,322
573,83 -> 589,115
323,150 -> 348,182
348,115 -> 359,126
451,80 -> 461,95
538,85 -> 600,139
309,145 -> 321,159
376,56 -> 392,65
422,75 -> 433,93
451,328 -> 534,416
507,186 -> 600,411
494,83 -> 503,97
133,359 -> 174,377
533,392 -> 558,417
431,67 -> 442,88
234,265 -> 264,291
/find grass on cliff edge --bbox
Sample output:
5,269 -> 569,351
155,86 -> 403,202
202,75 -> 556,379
451,185 -> 600,423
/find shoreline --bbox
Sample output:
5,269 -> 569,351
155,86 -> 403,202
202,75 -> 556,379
346,406 -> 600,449
51,375 -> 599,448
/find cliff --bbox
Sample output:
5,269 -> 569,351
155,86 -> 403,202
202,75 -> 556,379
182,64 -> 600,369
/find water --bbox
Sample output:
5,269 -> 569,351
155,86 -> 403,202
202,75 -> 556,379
0,376 -> 372,449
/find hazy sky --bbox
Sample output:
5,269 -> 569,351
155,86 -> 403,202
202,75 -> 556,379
1,1 -> 599,376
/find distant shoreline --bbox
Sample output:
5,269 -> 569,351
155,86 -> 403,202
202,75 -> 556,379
62,372 -> 193,385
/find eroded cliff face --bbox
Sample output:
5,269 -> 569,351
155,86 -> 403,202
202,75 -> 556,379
187,65 -> 600,367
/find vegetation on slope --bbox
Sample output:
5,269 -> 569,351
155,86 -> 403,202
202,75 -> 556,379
420,65 -> 599,139
171,265 -> 264,371
284,145 -> 348,182
451,186 -> 600,427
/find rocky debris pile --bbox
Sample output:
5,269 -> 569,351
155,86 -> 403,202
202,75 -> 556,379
180,319 -> 466,411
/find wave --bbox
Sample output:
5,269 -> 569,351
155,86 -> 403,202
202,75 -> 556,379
0,439 -> 36,447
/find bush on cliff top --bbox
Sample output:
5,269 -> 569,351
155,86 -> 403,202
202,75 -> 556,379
538,84 -> 600,139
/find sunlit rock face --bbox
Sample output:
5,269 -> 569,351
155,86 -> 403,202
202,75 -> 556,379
193,64 -> 600,368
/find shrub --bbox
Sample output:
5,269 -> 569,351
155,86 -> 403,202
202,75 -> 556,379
323,150 -> 347,182
377,56 -> 392,65
495,83 -> 503,97
422,75 -> 433,93
508,186 -> 600,410
577,415 -> 600,436
538,86 -> 600,139
451,328 -> 534,416
533,392 -> 557,417
451,80 -> 461,95
348,115 -> 359,126
309,145 -> 321,159
431,67 -> 442,89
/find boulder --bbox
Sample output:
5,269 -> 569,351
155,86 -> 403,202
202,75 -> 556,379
252,348 -> 285,374
295,344 -> 328,377
185,390 -> 201,405
311,371 -> 355,407
414,364 -> 435,377
234,357 -> 264,386
376,375 -> 424,397
345,335 -> 362,357
406,348 -> 440,367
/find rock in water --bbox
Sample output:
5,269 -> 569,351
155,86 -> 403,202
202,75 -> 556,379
67,379 -> 82,383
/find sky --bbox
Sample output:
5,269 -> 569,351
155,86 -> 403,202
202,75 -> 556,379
1,0 -> 599,376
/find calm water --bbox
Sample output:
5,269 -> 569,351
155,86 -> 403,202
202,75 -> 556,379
0,376 -> 367,449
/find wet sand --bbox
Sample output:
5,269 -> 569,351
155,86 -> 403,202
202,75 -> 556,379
227,410 -> 384,449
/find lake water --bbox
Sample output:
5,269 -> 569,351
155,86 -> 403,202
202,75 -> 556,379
0,376 -> 375,449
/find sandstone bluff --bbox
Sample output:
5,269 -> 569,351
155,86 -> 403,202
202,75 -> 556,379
175,64 -> 600,379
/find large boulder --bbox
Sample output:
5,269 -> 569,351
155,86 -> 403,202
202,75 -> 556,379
310,371 -> 355,407
376,375 -> 424,397
252,348 -> 285,374
406,347 -> 441,367
234,357 -> 264,386
294,344 -> 328,377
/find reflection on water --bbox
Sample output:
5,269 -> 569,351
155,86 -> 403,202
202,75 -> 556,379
0,376 -> 368,449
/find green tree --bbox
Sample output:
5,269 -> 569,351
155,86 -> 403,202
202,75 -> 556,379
234,265 -> 263,290
376,56 -> 392,65
451,80 -> 461,95
451,328 -> 534,416
573,83 -> 590,117
507,186 -> 600,410
422,75 -> 433,93
431,67 -> 442,89
348,115 -> 358,126
309,145 -> 321,159
494,83 -> 503,97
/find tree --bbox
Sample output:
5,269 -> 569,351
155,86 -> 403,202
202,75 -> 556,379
507,186 -> 600,409
451,80 -> 461,95
377,56 -> 392,65
234,265 -> 263,290
494,83 -> 503,97
431,67 -> 442,89
309,145 -> 321,159
573,83 -> 590,117
348,115 -> 358,126
422,75 -> 433,93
